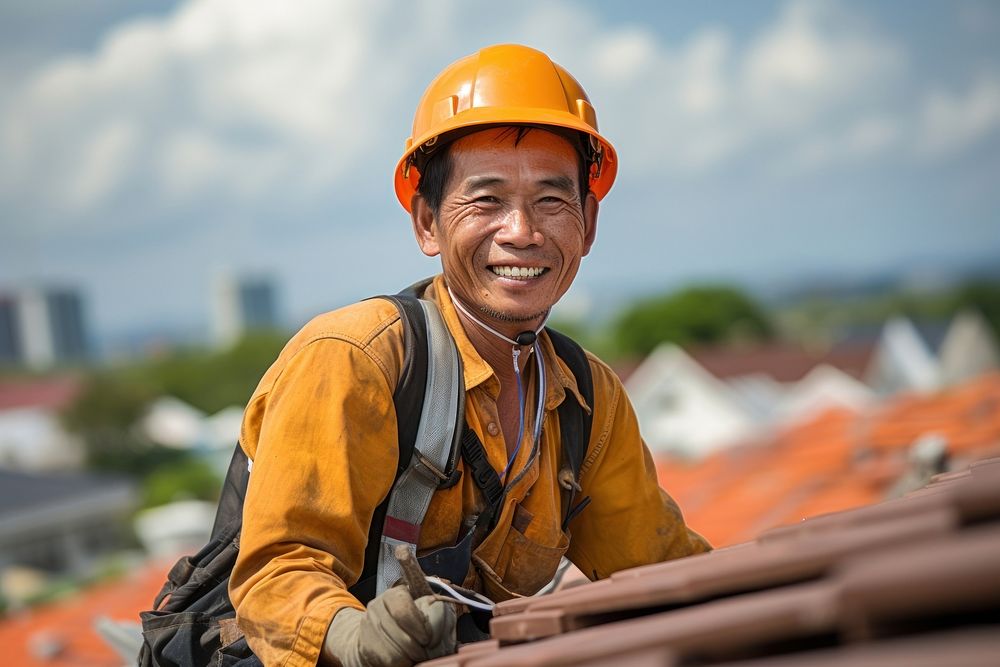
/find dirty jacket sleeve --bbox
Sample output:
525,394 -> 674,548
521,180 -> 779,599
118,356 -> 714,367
229,301 -> 405,667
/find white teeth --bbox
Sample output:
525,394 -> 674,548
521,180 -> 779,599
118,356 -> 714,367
491,266 -> 544,279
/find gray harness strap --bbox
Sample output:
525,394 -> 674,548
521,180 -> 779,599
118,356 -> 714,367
376,299 -> 463,595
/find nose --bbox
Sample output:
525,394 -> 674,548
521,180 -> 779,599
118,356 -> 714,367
494,206 -> 544,248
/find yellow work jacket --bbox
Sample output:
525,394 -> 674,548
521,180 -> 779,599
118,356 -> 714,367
229,275 -> 710,666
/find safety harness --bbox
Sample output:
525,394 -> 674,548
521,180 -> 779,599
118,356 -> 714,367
352,279 -> 594,600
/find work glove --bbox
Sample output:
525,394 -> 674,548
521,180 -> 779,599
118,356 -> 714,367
322,586 -> 457,667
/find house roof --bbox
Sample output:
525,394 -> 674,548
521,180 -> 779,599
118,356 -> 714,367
687,341 -> 876,383
414,375 -> 1000,665
420,456 -> 1000,666
0,469 -> 133,521
0,559 -> 171,667
0,470 -> 136,546
0,376 -> 81,412
658,371 -> 1000,546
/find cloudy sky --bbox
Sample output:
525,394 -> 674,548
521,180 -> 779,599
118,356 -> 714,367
1,0 -> 998,344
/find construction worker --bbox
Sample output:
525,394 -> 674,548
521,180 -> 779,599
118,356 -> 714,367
229,44 -> 710,667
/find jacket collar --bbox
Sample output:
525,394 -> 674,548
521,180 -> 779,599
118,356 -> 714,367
426,275 -> 590,415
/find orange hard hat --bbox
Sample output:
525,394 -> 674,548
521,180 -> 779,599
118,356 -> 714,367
394,44 -> 618,212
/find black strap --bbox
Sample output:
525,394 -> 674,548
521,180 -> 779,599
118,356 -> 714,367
458,327 -> 595,535
547,328 -> 594,476
460,426 -> 504,522
547,328 -> 594,530
209,445 -> 252,540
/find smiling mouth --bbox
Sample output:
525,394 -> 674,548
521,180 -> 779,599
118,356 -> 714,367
490,265 -> 548,279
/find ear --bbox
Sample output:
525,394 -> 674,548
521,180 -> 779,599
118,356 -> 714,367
581,192 -> 599,257
410,194 -> 440,257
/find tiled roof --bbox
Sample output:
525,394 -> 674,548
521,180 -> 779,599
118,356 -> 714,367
659,372 -> 1000,546
688,342 -> 876,382
0,376 -> 81,412
416,372 -> 1000,666
0,559 -> 170,667
420,457 -> 1000,666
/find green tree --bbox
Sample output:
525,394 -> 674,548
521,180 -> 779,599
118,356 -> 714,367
60,330 -> 287,487
138,330 -> 288,413
142,457 -> 222,507
60,372 -> 162,475
613,285 -> 774,358
954,280 -> 1000,341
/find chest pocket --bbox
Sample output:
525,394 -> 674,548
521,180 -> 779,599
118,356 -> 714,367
471,499 -> 570,601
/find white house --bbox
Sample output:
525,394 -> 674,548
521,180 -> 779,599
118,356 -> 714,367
0,377 -> 83,471
865,317 -> 942,395
142,396 -> 242,452
938,309 -> 1000,386
773,364 -> 875,421
625,313 -> 997,462
625,344 -> 756,458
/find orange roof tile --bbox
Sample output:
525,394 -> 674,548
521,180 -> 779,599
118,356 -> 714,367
0,559 -> 170,667
657,372 -> 1000,547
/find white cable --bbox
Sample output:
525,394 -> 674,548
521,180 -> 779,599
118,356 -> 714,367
446,286 -> 548,346
534,557 -> 572,596
425,576 -> 495,611
447,285 -> 547,482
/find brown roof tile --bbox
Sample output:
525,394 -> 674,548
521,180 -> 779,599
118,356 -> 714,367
688,342 -> 876,383
420,458 -> 1000,666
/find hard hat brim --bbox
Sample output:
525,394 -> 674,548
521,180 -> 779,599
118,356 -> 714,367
394,107 -> 617,213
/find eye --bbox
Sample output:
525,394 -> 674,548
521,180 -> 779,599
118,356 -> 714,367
473,195 -> 500,205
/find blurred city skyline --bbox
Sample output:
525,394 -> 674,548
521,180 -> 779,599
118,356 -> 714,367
1,0 -> 999,348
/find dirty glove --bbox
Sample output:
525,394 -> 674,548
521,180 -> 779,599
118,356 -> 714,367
322,586 -> 456,667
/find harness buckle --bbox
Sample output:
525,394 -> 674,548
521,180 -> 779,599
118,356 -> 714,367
413,450 -> 462,489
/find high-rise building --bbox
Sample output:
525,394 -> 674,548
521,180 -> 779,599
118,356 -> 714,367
0,286 -> 90,369
212,274 -> 280,346
0,294 -> 20,364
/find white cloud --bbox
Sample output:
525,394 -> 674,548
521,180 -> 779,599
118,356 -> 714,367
788,114 -> 902,170
677,29 -> 730,116
742,0 -> 902,127
1,0 -> 997,339
592,29 -> 658,83
68,119 -> 140,208
916,76 -> 1000,158
845,116 -> 901,156
158,130 -> 290,200
567,0 -> 910,174
0,0 -> 992,234
0,0 -> 402,229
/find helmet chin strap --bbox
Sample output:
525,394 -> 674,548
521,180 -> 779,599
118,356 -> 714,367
447,286 -> 547,482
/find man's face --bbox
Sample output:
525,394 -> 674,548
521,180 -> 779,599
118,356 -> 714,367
411,128 -> 598,335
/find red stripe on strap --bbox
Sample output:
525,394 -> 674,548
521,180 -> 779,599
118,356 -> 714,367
383,516 -> 420,543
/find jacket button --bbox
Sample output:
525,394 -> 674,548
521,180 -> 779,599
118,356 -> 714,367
487,422 -> 500,436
